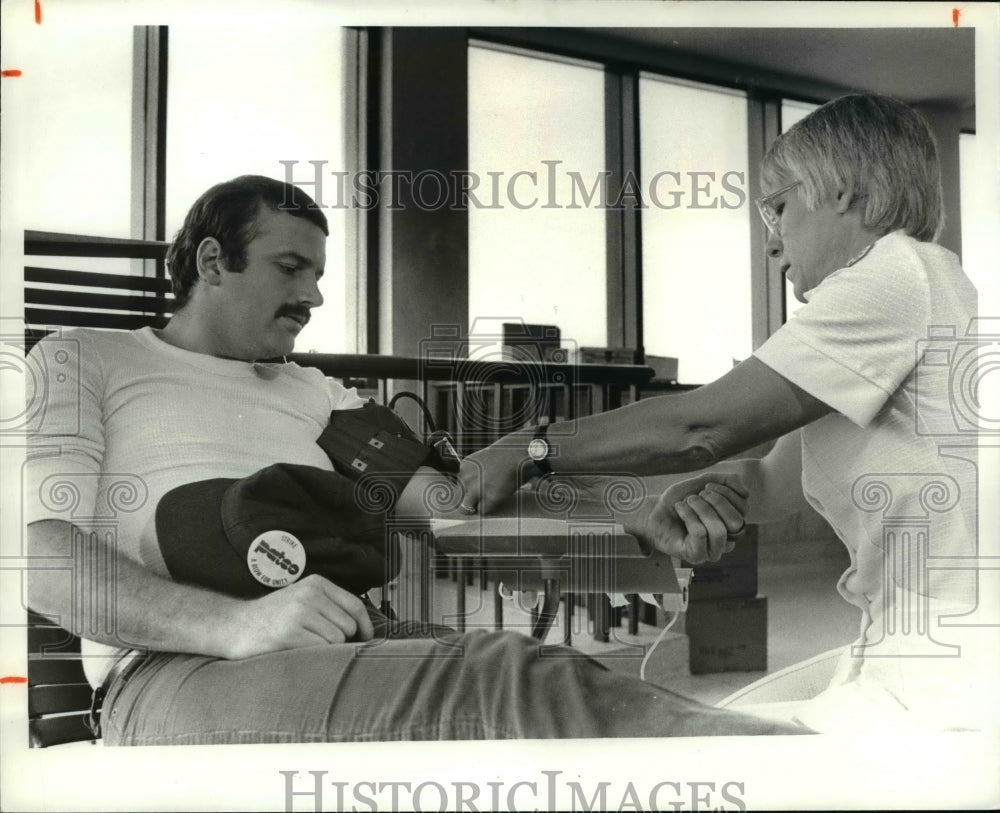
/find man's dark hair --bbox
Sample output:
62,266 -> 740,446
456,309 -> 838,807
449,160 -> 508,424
166,175 -> 329,310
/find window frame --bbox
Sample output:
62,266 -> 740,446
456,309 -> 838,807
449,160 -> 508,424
128,24 -> 362,351
126,26 -> 870,362
467,29 -> 821,370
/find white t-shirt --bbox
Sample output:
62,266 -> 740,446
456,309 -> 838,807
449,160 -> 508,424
26,327 -> 365,684
754,231 -> 992,730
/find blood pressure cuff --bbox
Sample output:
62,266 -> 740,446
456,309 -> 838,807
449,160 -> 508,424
155,463 -> 403,599
316,401 -> 460,508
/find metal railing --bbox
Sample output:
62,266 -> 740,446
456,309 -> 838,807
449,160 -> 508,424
288,352 -> 656,454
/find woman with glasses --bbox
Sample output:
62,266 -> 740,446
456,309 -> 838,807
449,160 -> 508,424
460,93 -> 988,732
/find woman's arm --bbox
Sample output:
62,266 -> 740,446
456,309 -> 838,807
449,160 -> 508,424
636,430 -> 806,526
461,357 -> 830,514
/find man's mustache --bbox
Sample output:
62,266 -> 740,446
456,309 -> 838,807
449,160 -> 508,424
275,305 -> 311,326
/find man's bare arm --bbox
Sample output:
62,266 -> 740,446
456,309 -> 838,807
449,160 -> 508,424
393,466 -> 459,520
27,519 -> 374,659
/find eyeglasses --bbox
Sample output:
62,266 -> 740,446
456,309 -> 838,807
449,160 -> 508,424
755,180 -> 802,237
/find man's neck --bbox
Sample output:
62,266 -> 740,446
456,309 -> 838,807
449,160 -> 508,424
158,308 -> 245,361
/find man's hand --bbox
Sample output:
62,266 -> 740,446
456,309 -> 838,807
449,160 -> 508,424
223,575 -> 374,660
624,473 -> 749,564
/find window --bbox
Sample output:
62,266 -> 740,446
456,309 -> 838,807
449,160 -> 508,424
467,44 -> 607,356
959,132 -> 989,294
12,19 -> 353,351
640,76 -> 752,383
13,19 -> 139,330
13,22 -> 133,237
166,23 -> 349,352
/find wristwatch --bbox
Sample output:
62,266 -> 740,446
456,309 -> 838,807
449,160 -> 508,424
527,423 -> 552,477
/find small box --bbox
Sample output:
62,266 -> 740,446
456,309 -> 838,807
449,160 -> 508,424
502,323 -> 561,363
645,354 -> 679,382
686,596 -> 768,674
576,347 -> 637,365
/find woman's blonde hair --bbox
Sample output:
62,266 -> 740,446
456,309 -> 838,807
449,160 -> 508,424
761,94 -> 943,242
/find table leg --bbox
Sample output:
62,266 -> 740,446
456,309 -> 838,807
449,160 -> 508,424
589,594 -> 610,642
493,581 -> 504,631
455,559 -> 466,633
563,591 -> 573,646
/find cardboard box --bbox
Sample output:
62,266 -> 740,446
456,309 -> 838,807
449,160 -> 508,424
686,596 -> 768,674
684,527 -> 759,601
686,564 -> 758,602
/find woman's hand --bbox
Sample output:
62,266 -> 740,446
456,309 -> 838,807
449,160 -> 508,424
624,473 -> 749,564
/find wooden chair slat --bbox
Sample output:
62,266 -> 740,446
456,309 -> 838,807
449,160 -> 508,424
26,287 -> 172,314
29,714 -> 96,748
27,604 -> 95,747
28,656 -> 90,686
28,626 -> 81,654
25,309 -> 169,331
27,610 -> 56,626
29,684 -> 94,716
25,230 -> 169,260
26,266 -> 172,294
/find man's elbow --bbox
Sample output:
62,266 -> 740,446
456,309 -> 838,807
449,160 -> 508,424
25,520 -> 74,619
394,467 -> 458,519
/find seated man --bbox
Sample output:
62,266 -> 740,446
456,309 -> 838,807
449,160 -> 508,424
25,175 -> 805,744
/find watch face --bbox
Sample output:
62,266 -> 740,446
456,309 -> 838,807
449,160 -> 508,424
527,437 -> 548,461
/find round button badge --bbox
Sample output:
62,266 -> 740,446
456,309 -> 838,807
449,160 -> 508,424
246,530 -> 306,588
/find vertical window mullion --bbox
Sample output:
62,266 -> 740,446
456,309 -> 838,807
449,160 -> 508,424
622,71 -> 643,362
365,27 -> 383,355
604,67 -> 643,360
343,26 -> 371,354
130,25 -> 168,282
746,92 -> 782,347
604,71 -> 625,351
